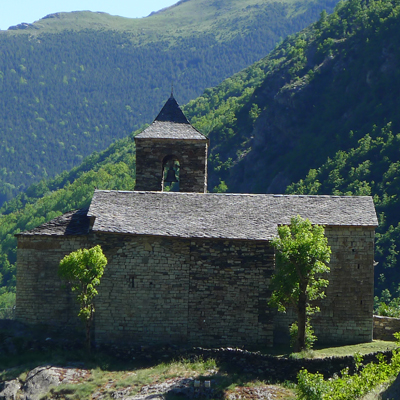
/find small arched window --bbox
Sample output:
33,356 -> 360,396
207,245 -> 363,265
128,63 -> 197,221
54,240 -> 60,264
162,155 -> 180,192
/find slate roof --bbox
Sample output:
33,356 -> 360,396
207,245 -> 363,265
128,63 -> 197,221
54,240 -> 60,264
87,191 -> 377,240
135,95 -> 207,140
20,191 -> 378,239
18,208 -> 91,236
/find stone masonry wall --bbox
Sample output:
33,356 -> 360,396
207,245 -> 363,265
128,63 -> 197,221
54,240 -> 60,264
187,239 -> 274,347
135,139 -> 208,193
274,226 -> 375,345
16,236 -> 89,327
94,234 -> 191,345
16,233 -> 274,347
94,235 -> 275,347
373,315 -> 400,341
17,226 -> 374,347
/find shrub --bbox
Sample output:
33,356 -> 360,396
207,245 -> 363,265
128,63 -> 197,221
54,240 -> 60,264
290,320 -> 317,350
297,350 -> 400,399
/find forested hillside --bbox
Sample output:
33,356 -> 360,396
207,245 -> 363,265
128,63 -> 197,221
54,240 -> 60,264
184,0 -> 400,300
2,0 -> 400,310
185,0 -> 400,195
286,125 -> 400,299
0,0 -> 337,205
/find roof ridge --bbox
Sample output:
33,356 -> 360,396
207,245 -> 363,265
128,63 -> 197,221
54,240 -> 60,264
93,189 -> 373,199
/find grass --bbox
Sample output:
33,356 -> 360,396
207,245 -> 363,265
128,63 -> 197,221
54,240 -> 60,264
5,0 -> 321,43
312,340 -> 399,358
1,349 -> 297,400
259,340 -> 399,358
1,341 -> 398,399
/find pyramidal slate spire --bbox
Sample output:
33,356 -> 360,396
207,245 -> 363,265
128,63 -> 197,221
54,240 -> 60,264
154,94 -> 190,124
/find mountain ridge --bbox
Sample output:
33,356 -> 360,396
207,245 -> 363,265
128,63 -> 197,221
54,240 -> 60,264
4,0 -> 334,39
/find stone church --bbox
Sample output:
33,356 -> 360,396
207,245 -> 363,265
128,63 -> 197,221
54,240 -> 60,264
16,95 -> 378,348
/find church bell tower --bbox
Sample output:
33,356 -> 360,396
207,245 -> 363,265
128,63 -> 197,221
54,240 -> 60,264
134,94 -> 209,193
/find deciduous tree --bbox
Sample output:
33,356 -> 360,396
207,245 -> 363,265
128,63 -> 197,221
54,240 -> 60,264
59,245 -> 107,351
269,215 -> 331,351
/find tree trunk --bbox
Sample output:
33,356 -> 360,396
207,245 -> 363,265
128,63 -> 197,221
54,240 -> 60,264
296,284 -> 307,352
86,307 -> 93,353
86,318 -> 91,353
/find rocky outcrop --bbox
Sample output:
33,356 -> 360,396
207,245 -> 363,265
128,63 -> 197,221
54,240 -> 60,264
0,379 -> 21,400
0,366 -> 90,400
7,23 -> 36,30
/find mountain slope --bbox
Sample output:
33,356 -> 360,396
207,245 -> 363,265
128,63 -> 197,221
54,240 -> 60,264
8,0 -> 335,41
3,0 -> 400,302
184,0 -> 400,194
0,0 -> 337,205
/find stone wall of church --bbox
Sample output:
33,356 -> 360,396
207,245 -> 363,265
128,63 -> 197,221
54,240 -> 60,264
93,235 -> 275,347
16,233 -> 274,347
186,239 -> 274,347
16,235 -> 88,327
135,138 -> 208,193
274,226 -> 375,345
16,226 -> 374,347
373,315 -> 400,341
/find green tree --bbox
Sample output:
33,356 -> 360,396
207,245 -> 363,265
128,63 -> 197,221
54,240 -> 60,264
269,215 -> 331,351
58,245 -> 107,351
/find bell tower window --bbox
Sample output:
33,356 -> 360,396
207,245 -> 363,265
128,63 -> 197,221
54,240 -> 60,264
162,155 -> 180,192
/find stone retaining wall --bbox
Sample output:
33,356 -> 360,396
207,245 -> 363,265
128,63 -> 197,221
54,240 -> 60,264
97,344 -> 395,383
373,315 -> 400,341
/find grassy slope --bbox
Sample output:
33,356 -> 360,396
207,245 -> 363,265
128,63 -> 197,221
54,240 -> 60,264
8,0 -> 324,40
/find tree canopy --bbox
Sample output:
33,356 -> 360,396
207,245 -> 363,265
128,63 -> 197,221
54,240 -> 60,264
59,245 -> 107,349
269,215 -> 331,351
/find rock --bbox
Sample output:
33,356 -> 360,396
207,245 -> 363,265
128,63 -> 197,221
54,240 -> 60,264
107,377 -> 196,400
16,366 -> 90,400
20,366 -> 61,400
0,379 -> 21,400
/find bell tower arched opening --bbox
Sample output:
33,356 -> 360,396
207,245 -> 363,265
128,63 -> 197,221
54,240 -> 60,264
162,155 -> 180,192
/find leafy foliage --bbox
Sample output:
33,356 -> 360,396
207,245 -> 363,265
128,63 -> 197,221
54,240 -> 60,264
269,216 -> 331,351
0,291 -> 15,319
297,351 -> 400,399
59,245 -> 107,349
374,288 -> 400,317
289,319 -> 317,350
